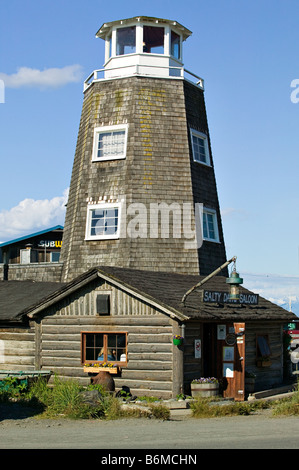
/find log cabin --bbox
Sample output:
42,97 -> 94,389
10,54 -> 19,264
0,266 -> 296,400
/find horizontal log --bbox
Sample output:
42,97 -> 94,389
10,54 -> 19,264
2,347 -> 35,356
43,316 -> 169,327
1,356 -> 35,366
125,361 -> 172,371
129,353 -> 172,362
121,369 -> 172,381
1,340 -> 35,350
41,323 -> 172,334
42,350 -> 81,358
113,378 -> 172,391
128,343 -> 171,353
128,334 -> 171,343
0,332 -> 34,341
42,342 -> 81,351
42,357 -> 82,367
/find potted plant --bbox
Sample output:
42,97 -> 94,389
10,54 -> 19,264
173,335 -> 183,346
245,371 -> 256,393
191,377 -> 219,398
83,362 -> 119,374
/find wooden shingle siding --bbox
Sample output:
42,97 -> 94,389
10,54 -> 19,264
61,76 -> 223,281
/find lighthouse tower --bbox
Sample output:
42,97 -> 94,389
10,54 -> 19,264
60,16 -> 227,282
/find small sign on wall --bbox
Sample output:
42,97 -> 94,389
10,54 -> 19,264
223,363 -> 234,378
217,324 -> 226,340
194,339 -> 201,358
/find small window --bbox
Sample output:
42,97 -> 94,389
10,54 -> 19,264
85,203 -> 121,240
96,294 -> 110,315
171,30 -> 181,59
116,26 -> 136,55
190,129 -> 211,166
81,332 -> 127,365
143,26 -> 164,54
202,208 -> 219,242
92,125 -> 128,161
257,335 -> 271,359
50,252 -> 60,263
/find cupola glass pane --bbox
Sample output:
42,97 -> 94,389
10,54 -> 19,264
116,26 -> 136,55
143,26 -> 164,54
171,31 -> 181,59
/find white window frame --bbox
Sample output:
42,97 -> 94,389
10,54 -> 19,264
202,208 -> 220,243
190,129 -> 211,166
85,202 -> 121,240
92,124 -> 128,162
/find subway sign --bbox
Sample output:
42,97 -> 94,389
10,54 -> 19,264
203,290 -> 259,305
38,240 -> 62,248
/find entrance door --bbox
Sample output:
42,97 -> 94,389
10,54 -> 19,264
216,322 -> 245,401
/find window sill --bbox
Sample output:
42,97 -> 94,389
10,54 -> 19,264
83,366 -> 120,374
92,155 -> 126,162
193,159 -> 212,168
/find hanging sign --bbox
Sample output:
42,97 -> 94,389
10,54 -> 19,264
203,290 -> 259,305
194,339 -> 201,358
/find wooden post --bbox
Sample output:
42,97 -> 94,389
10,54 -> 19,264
172,320 -> 184,397
34,319 -> 42,370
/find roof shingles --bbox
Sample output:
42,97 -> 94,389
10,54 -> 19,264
0,266 -> 296,323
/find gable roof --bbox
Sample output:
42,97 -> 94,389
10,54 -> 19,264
0,266 -> 296,324
96,266 -> 297,322
0,280 -> 66,323
0,226 -> 63,248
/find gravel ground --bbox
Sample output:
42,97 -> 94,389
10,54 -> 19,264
1,402 -> 299,450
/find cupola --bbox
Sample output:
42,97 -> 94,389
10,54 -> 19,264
93,16 -> 193,82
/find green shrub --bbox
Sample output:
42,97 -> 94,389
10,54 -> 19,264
190,397 -> 270,418
149,403 -> 170,420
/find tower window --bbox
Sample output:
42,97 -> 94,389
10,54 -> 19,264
116,26 -> 136,55
190,129 -> 211,166
92,124 -> 128,161
85,203 -> 121,240
171,31 -> 181,59
202,208 -> 219,242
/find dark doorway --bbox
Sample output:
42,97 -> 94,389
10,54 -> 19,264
203,323 -> 217,377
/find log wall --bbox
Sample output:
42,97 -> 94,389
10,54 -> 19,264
36,279 -> 179,399
245,322 -> 283,390
0,324 -> 36,371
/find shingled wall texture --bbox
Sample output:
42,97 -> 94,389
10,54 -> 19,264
60,76 -> 226,282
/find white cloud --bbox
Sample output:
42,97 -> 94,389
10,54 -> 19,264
0,65 -> 83,89
0,189 -> 68,241
243,271 -> 299,316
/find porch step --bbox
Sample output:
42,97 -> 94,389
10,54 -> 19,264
251,383 -> 297,400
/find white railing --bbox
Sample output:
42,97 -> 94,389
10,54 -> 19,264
83,64 -> 204,91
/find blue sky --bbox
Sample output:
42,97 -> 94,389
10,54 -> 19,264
1,0 -> 299,313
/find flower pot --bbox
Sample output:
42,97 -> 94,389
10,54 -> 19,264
173,338 -> 183,346
191,382 -> 219,398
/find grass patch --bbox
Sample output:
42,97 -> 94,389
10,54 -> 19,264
272,382 -> 299,416
190,398 -> 271,418
0,375 -> 170,420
